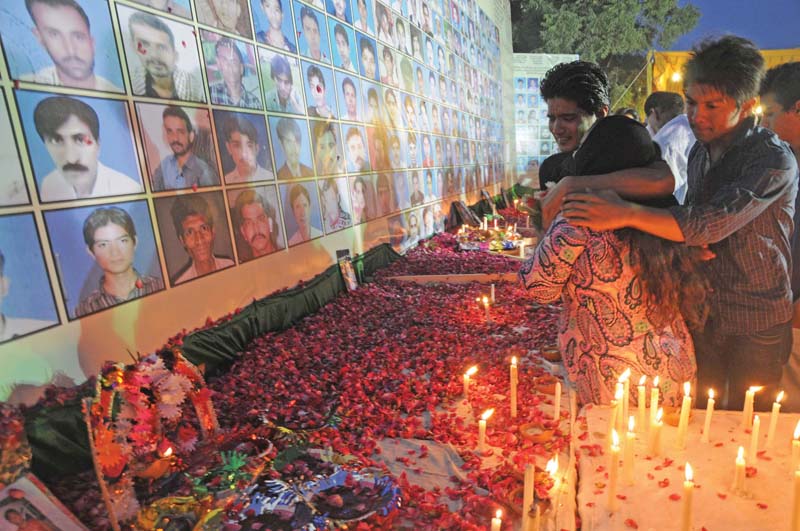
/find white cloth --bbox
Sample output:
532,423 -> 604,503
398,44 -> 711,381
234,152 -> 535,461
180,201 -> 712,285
653,113 -> 695,205
40,162 -> 142,202
224,165 -> 274,184
174,256 -> 234,285
19,66 -> 122,92
287,226 -> 322,245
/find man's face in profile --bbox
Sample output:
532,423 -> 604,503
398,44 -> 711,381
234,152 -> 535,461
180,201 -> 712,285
163,116 -> 193,156
281,131 -> 301,167
209,0 -> 241,31
227,131 -> 258,177
239,201 -> 272,255
274,71 -> 293,103
44,115 -> 100,192
131,22 -> 177,78
90,222 -> 136,275
302,15 -> 321,58
30,2 -> 95,83
217,44 -> 244,88
347,133 -> 366,169
179,213 -> 214,264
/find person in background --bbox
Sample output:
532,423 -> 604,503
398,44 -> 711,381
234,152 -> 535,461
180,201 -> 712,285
614,107 -> 640,122
644,91 -> 695,204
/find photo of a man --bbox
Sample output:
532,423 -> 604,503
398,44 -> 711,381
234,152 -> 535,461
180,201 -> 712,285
326,0 -> 351,23
19,94 -> 142,202
214,111 -> 274,183
228,186 -> 284,262
270,117 -> 314,180
330,22 -> 357,73
352,0 -> 374,34
259,50 -> 304,114
203,33 -> 262,109
195,0 -> 252,37
337,74 -> 361,121
140,104 -> 220,191
358,34 -> 378,80
73,207 -> 164,318
118,6 -> 205,102
253,0 -> 297,52
281,182 -> 323,246
0,94 -> 29,207
408,170 -> 424,206
295,3 -> 330,63
129,0 -> 191,18
344,126 -> 371,172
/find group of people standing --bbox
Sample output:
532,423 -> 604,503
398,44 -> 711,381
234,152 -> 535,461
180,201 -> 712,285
520,35 -> 800,413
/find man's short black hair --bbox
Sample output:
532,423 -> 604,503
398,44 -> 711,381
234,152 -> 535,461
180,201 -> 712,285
644,91 -> 685,118
760,61 -> 800,110
162,105 -> 193,133
288,183 -> 310,207
540,60 -> 610,115
83,207 -> 137,248
270,54 -> 292,82
26,0 -> 90,29
129,11 -> 175,49
684,35 -> 764,106
215,38 -> 244,66
34,96 -> 99,142
341,76 -> 356,94
171,195 -> 213,238
360,36 -> 375,56
223,115 -> 258,143
333,23 -> 348,42
276,117 -> 301,142
299,5 -> 319,29
306,64 -> 325,88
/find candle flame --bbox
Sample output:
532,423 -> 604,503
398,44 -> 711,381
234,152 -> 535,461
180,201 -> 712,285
685,462 -> 693,482
495,509 -> 502,519
511,356 -> 517,366
614,384 -> 623,401
638,375 -> 647,386
611,429 -> 620,447
777,391 -> 785,403
481,408 -> 494,421
684,381 -> 691,397
794,420 -> 800,440
162,446 -> 173,458
656,408 -> 663,422
482,296 -> 489,306
653,376 -> 659,387
749,386 -> 763,393
546,456 -> 559,476
619,368 -> 631,382
628,415 -> 635,432
737,446 -> 745,461
709,388 -> 715,400
465,366 -> 478,377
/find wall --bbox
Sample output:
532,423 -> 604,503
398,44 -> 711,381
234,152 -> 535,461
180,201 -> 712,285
0,0 -> 514,401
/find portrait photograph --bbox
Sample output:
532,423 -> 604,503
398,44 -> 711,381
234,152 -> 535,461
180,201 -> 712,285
362,80 -> 383,125
366,126 -> 390,171
301,61 -> 338,119
135,102 -> 221,192
43,200 -> 164,321
117,4 -> 206,102
374,2 -> 394,46
15,90 -> 143,203
342,124 -> 371,173
348,174 -> 376,224
227,184 -> 285,263
318,176 -> 352,234
251,0 -> 297,53
0,214 -> 59,343
195,0 -> 253,38
329,19 -> 358,74
127,0 -> 192,19
381,87 -> 403,129
378,43 -> 398,87
0,0 -> 124,93
404,206 -> 421,245
268,116 -> 315,180
153,191 -> 235,287
385,129 -> 407,170
352,0 -> 375,35
310,119 -> 346,176
280,181 -> 323,247
258,48 -> 305,115
406,169 -> 425,206
293,1 -> 331,64
335,72 -> 361,122
405,130 -> 420,169
326,0 -> 352,24
394,16 -> 411,55
0,473 -> 87,530
393,170 -> 409,209
213,109 -> 275,184
357,32 -> 379,81
386,212 -> 406,250
0,91 -> 29,207
201,30 -> 262,110
373,172 -> 398,217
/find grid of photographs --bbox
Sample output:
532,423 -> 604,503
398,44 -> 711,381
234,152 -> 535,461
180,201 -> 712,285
513,75 -> 553,176
0,0 -> 507,342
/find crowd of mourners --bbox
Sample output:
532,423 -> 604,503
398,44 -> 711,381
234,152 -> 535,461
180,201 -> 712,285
518,35 -> 800,413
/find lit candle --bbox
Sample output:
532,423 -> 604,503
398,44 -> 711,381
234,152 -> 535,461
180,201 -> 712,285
748,414 -> 760,463
482,296 -> 490,323
512,223 -> 517,234
493,218 -> 498,230
615,382 -> 625,435
701,389 -> 715,443
649,376 -> 660,431
620,369 -> 631,441
519,242 -> 526,258
478,408 -> 494,453
734,446 -> 746,492
741,386 -> 762,429
510,357 -> 518,418
637,376 -> 647,434
463,366 -> 478,399
490,283 -> 496,303
766,391 -> 784,449
793,421 -> 800,472
491,509 -> 502,531
676,382 -> 692,449
649,408 -> 663,456
553,381 -> 561,422
514,198 -> 520,210
607,394 -> 619,453
608,429 -> 620,512
624,416 -> 635,485
793,470 -> 800,531
681,463 -> 694,531
522,463 -> 535,530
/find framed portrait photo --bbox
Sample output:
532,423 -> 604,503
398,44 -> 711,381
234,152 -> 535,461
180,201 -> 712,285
0,91 -> 29,207
258,48 -> 305,115
201,31 -> 262,110
279,181 -> 323,247
214,109 -> 275,184
268,116 -> 314,180
251,0 -> 298,53
318,177 -> 352,234
227,184 -> 285,263
195,0 -> 253,38
0,473 -> 88,530
293,1 -> 331,64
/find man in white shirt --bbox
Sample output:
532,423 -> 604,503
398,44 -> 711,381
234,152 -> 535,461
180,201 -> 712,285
169,195 -> 234,285
33,96 -> 142,202
644,91 -> 696,204
220,115 -> 274,183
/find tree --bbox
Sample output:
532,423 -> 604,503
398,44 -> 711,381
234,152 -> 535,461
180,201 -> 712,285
511,0 -> 700,110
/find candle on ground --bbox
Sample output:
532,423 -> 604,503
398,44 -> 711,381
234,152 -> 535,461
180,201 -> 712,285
793,421 -> 800,472
701,389 -> 715,443
510,357 -> 518,418
463,366 -> 478,399
766,390 -> 784,449
522,464 -> 535,530
490,509 -> 502,531
490,283 -> 496,303
741,386 -> 762,429
637,376 -> 647,433
681,463 -> 694,531
649,376 -> 660,431
734,446 -> 746,492
519,242 -> 526,258
607,396 -> 619,453
676,382 -> 692,449
608,429 -> 620,512
615,382 -> 625,435
482,296 -> 490,323
748,414 -> 760,463
624,416 -> 635,485
553,381 -> 562,422
793,470 -> 800,531
514,198 -> 520,210
478,408 -> 494,453
620,369 -> 631,439
649,408 -> 663,456
532,504 -> 541,531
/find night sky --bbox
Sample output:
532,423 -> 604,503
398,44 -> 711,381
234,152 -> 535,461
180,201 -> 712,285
669,0 -> 800,51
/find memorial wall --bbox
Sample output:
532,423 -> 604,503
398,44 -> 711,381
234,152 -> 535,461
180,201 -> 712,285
0,0 -> 514,399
